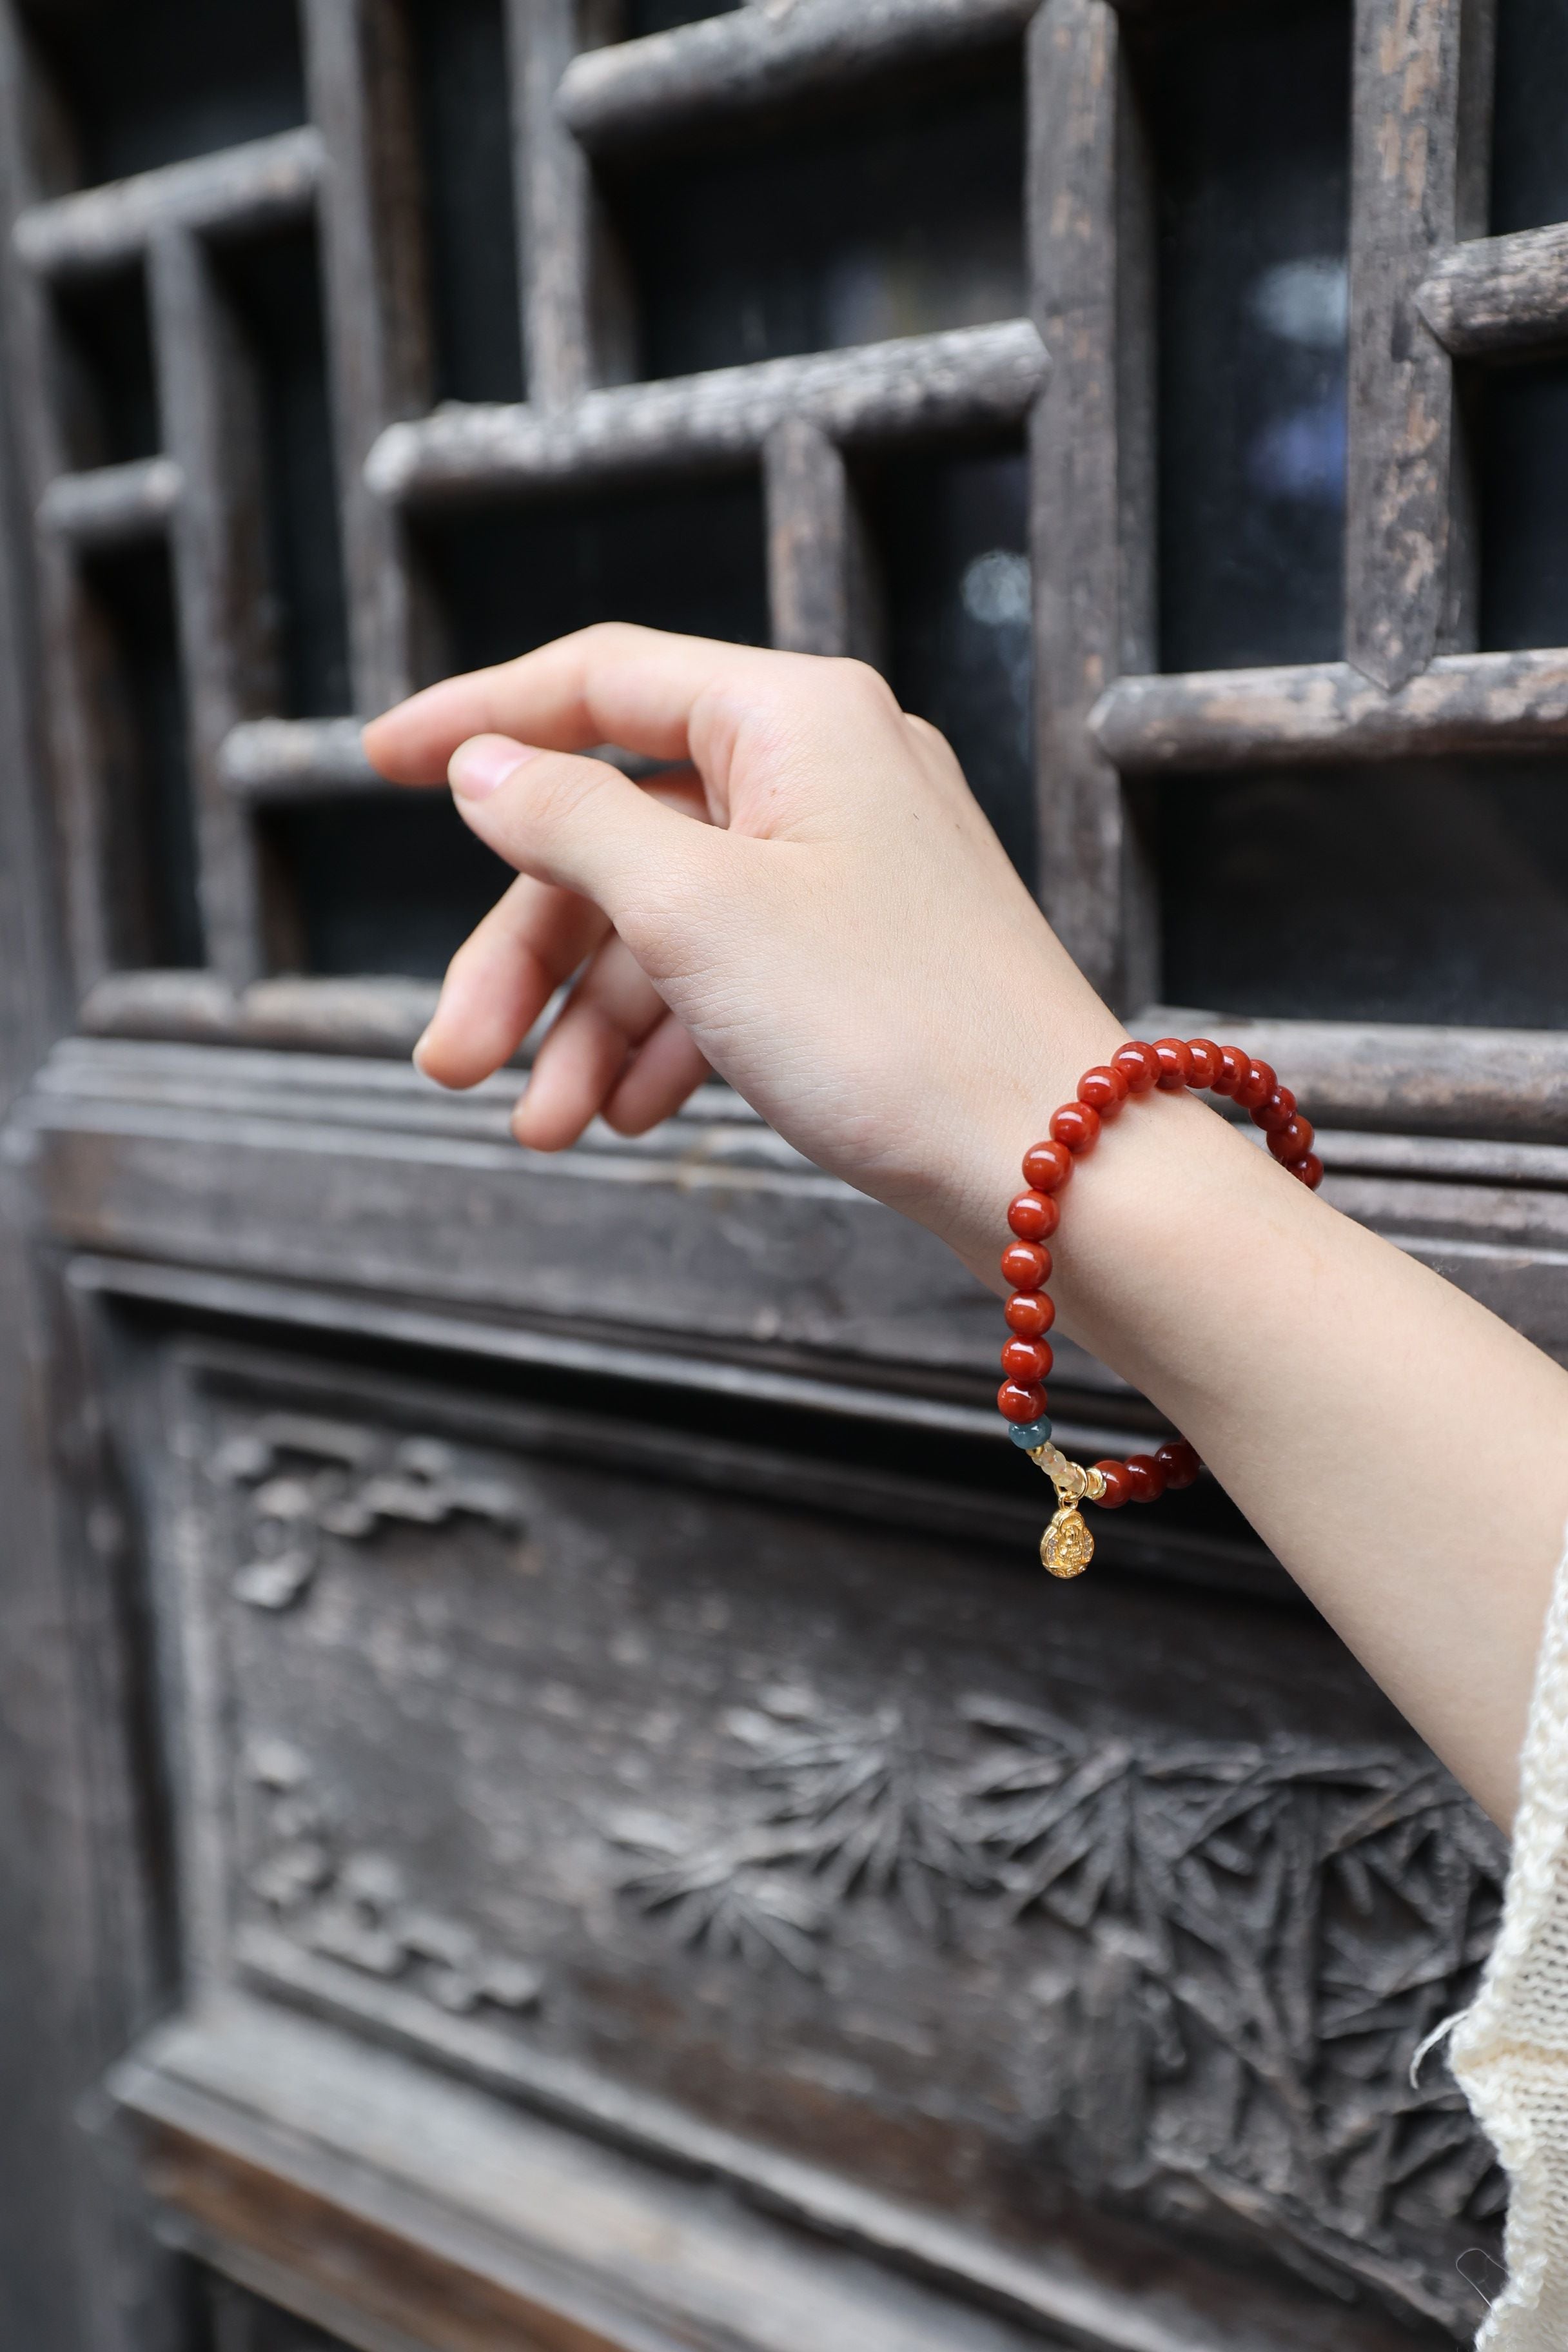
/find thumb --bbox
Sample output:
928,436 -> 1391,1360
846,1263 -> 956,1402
448,734 -> 720,917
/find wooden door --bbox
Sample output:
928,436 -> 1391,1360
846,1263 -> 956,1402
0,1 -> 1563,2346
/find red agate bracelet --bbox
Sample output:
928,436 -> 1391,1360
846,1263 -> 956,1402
999,1035 -> 1323,1579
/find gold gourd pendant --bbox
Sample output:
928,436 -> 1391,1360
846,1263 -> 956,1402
1040,1501 -> 1093,1578
1027,1440 -> 1106,1580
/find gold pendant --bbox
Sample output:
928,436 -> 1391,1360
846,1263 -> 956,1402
1040,1503 -> 1093,1579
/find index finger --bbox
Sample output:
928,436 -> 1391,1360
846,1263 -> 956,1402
361,622 -> 782,785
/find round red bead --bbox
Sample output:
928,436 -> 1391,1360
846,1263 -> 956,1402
1185,1038 -> 1222,1090
1212,1045 -> 1248,1097
998,1379 -> 1048,1424
1155,1438 -> 1201,1490
1153,1037 -> 1193,1092
1268,1115 -> 1315,1164
1008,1190 -> 1060,1242
1050,1101 -> 1101,1153
1092,1460 -> 1132,1509
1112,1040 -> 1160,1094
1233,1058 -> 1276,1111
1287,1152 -> 1324,1190
1124,1453 -> 1168,1503
1004,1290 -> 1056,1337
1001,1241 -> 1052,1291
1022,1139 -> 1073,1193
1077,1064 -> 1128,1115
1001,1337 -> 1054,1382
1251,1085 -> 1297,1133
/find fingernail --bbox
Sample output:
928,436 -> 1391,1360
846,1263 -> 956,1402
412,1026 -> 433,1073
449,734 -> 539,802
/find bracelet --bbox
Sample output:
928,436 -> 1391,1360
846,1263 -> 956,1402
998,1035 -> 1323,1580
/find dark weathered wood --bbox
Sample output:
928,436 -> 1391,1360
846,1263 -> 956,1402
79,971 -> 442,1054
113,2001 -> 1115,2352
1417,220 -> 1568,356
1344,0 -> 1493,687
92,1331 -> 1489,2346
1092,647 -> 1568,770
302,0 -> 429,716
558,0 -> 1039,150
1028,0 -> 1154,1009
511,0 -> 595,408
763,418 -> 879,662
219,718 -> 381,803
148,228 -> 270,985
37,457 -> 182,550
0,6 -> 119,992
368,320 -> 1047,505
1142,1004 -> 1568,1144
12,129 -> 323,280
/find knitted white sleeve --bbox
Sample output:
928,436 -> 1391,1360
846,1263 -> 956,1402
1450,1524 -> 1568,2349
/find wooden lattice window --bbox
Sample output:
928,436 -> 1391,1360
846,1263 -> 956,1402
3,0 -> 1565,1120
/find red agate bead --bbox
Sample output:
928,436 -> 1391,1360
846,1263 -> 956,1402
1153,1037 -> 1193,1092
1211,1045 -> 1248,1097
1287,1152 -> 1324,1189
1001,1241 -> 1051,1290
1093,1461 -> 1133,1509
1023,1139 -> 1073,1192
1077,1064 -> 1128,1115
1251,1085 -> 1296,1133
998,1379 -> 1048,1424
1155,1438 -> 1202,1489
1050,1102 -> 1101,1153
1233,1057 -> 1276,1111
1001,1337 -> 1054,1382
1124,1453 -> 1167,1503
1004,1290 -> 1055,1337
1112,1040 -> 1160,1093
1008,1190 -> 1061,1242
1269,1115 -> 1314,1164
1185,1037 -> 1222,1089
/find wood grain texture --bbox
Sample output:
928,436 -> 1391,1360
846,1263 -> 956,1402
1417,219 -> 1568,356
148,228 -> 270,985
113,1999 -> 1156,2352
511,0 -> 594,409
37,457 -> 182,551
219,718 -> 382,803
12,128 -> 323,279
366,321 -> 1048,504
763,418 -> 879,661
0,5 -> 119,991
95,1326 -> 1476,2346
1028,0 -> 1155,1008
1090,647 -> 1568,769
302,0 -> 429,716
1344,0 -> 1491,687
558,0 -> 1039,150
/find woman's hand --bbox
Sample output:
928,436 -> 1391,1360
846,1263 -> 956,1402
363,624 -> 1121,1280
367,622 -> 1568,1826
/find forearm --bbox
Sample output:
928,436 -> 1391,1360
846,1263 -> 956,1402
954,1070 -> 1568,1829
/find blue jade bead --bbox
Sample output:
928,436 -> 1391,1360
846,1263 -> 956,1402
1008,1416 -> 1053,1450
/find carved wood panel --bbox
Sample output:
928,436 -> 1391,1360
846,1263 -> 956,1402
114,1329 -> 1503,2341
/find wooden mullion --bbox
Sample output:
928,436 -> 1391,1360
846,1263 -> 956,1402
0,7 -> 115,993
1418,219 -> 1568,357
369,320 -> 1047,504
302,0 -> 429,716
763,418 -> 879,662
510,0 -> 594,408
148,228 -> 268,988
1344,0 -> 1496,687
1092,646 -> 1568,772
1028,0 -> 1155,1010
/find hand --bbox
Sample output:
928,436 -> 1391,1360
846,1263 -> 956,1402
362,623 -> 1121,1281
367,620 -> 1568,1827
